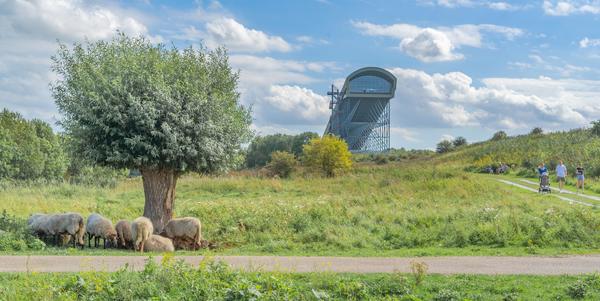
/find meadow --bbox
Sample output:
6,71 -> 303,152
1,257 -> 600,300
3,157 -> 600,256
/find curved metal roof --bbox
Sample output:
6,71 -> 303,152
341,67 -> 397,98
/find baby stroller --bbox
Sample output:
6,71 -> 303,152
538,174 -> 551,193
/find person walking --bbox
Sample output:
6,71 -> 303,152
556,160 -> 567,193
537,162 -> 548,177
576,165 -> 585,194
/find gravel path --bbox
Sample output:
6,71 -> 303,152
497,179 -> 594,206
2,255 -> 600,275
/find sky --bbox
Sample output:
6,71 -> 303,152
1,0 -> 600,149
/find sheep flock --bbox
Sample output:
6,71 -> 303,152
27,213 -> 206,252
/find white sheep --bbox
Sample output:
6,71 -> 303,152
46,213 -> 86,248
86,213 -> 118,249
28,213 -> 52,238
131,216 -> 154,252
143,235 -> 175,252
115,220 -> 133,249
160,217 -> 202,250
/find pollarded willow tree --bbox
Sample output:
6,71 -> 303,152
52,33 -> 252,232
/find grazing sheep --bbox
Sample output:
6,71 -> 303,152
86,213 -> 117,249
47,213 -> 86,248
28,213 -> 52,238
143,235 -> 175,252
115,220 -> 133,249
131,217 -> 153,252
160,217 -> 202,250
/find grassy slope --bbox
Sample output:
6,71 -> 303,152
2,156 -> 600,256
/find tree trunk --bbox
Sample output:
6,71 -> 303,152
141,168 -> 178,234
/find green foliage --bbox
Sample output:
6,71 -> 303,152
452,136 -> 467,147
352,148 -> 434,163
566,279 -> 588,299
245,132 -> 318,168
530,127 -> 544,135
52,32 -> 252,174
0,109 -> 67,182
592,120 -> 600,137
0,211 -> 45,251
302,135 -> 352,177
266,151 -> 296,178
436,140 -> 454,154
492,131 -> 508,141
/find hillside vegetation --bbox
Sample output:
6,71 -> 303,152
442,128 -> 600,177
2,159 -> 600,256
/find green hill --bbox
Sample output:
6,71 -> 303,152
440,128 -> 600,178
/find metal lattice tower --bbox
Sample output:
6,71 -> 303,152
324,67 -> 397,153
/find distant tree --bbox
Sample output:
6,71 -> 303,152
245,132 -> 319,168
302,135 -> 352,177
591,120 -> 600,136
436,140 -> 454,154
452,136 -> 468,147
51,33 -> 252,232
266,151 -> 296,178
0,109 -> 67,181
530,127 -> 544,135
491,131 -> 508,141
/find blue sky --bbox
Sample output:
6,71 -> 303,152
1,0 -> 600,149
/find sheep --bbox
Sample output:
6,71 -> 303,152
86,213 -> 117,249
160,217 -> 202,250
46,213 -> 86,248
131,216 -> 154,252
115,220 -> 133,249
27,213 -> 52,239
143,235 -> 175,252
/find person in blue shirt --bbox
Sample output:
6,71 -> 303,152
537,162 -> 548,176
556,160 -> 567,193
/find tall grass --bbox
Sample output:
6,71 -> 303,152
2,161 -> 600,255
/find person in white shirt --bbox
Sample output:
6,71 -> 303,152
556,160 -> 567,193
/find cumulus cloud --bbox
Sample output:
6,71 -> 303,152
421,0 -> 526,10
179,17 -> 292,53
543,0 -> 600,15
263,85 -> 330,123
580,37 -> 600,48
387,68 -> 600,130
0,0 -> 151,123
352,21 -> 523,62
391,128 -> 420,142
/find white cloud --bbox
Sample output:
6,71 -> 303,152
0,0 -> 151,124
580,37 -> 600,48
543,0 -> 600,15
440,134 -> 455,142
387,68 -> 600,130
264,85 -> 330,123
391,128 -> 420,142
352,21 -> 523,62
180,17 -> 292,53
422,0 -> 527,10
509,54 -> 595,77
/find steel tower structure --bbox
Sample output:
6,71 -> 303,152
324,67 -> 397,153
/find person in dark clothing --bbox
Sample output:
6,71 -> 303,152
576,165 -> 585,194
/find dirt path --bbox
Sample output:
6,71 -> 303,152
2,255 -> 600,275
519,179 -> 600,202
496,179 -> 594,207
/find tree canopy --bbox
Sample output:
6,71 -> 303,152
245,132 -> 319,168
52,33 -> 252,175
51,33 -> 252,230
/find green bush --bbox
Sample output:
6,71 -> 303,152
266,151 -> 296,178
566,280 -> 588,299
436,140 -> 454,154
0,210 -> 45,251
302,135 -> 352,177
245,132 -> 318,168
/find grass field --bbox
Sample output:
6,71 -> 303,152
2,159 -> 600,256
1,257 -> 600,300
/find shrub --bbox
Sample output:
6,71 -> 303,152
592,120 -> 600,137
566,280 -> 587,299
452,136 -> 468,147
302,135 -> 352,177
245,132 -> 319,168
530,127 -> 544,135
436,140 -> 454,154
266,151 -> 296,178
0,210 -> 45,251
491,131 -> 508,141
374,154 -> 389,165
433,289 -> 461,301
